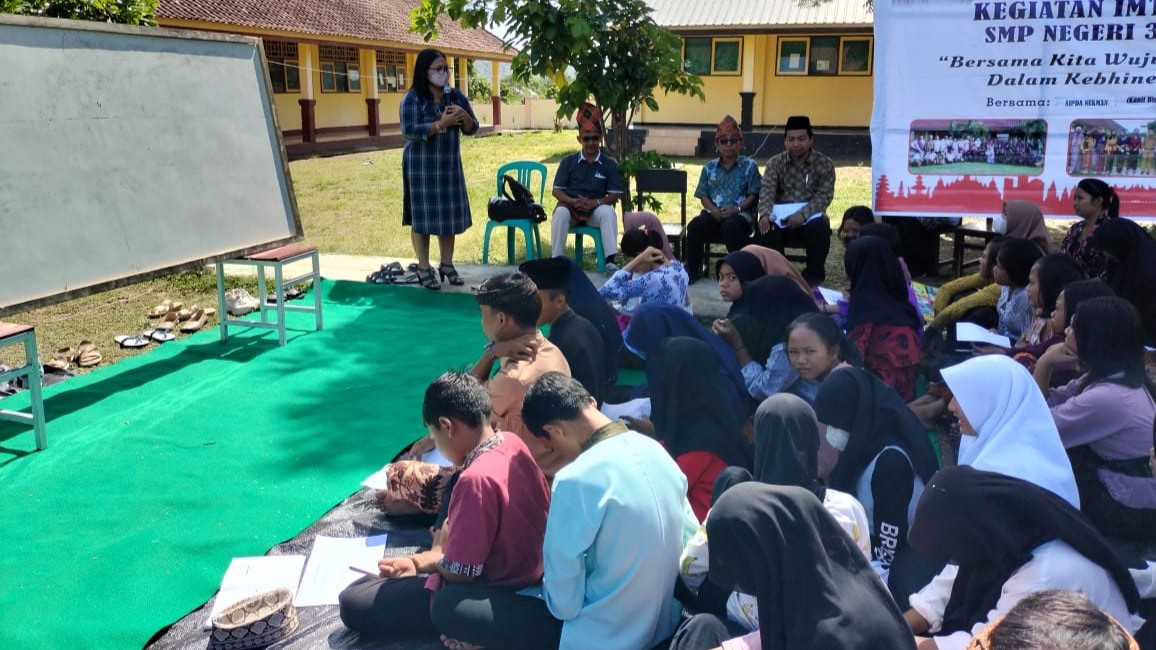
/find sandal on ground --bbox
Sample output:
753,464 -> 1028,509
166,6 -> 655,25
380,261 -> 404,276
75,340 -> 101,368
144,329 -> 176,342
148,300 -> 174,318
114,334 -> 150,349
180,307 -> 207,333
366,270 -> 397,284
415,266 -> 441,290
155,310 -> 180,332
46,347 -> 72,372
438,263 -> 465,286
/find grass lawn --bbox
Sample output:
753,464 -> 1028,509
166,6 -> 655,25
2,130 -> 1032,374
291,129 -> 875,263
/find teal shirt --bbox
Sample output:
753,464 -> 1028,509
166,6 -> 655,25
543,429 -> 698,650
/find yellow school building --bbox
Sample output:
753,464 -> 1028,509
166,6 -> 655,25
642,0 -> 874,130
156,0 -> 513,157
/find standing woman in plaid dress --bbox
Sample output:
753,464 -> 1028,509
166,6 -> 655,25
401,49 -> 479,290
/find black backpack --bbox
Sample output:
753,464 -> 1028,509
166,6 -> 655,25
488,174 -> 547,223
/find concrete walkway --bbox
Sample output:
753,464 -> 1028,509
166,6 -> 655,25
302,253 -> 731,319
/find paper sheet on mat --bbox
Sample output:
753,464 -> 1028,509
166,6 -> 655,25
203,555 -> 306,629
816,286 -> 844,306
294,535 -> 389,607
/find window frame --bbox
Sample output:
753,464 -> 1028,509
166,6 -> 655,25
320,62 -> 337,92
711,37 -> 742,76
683,37 -> 712,76
776,35 -> 874,77
838,36 -> 873,76
777,37 -> 810,76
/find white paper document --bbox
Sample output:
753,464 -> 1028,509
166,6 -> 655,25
294,535 -> 389,607
203,555 -> 306,629
816,286 -> 844,306
600,397 -> 651,422
771,202 -> 823,228
955,322 -> 1011,348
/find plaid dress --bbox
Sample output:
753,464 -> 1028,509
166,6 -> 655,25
400,87 -> 477,235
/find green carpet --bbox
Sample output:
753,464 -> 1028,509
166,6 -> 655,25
0,281 -> 487,650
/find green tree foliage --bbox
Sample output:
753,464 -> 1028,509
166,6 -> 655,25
468,73 -> 492,102
411,0 -> 703,161
1,0 -> 158,25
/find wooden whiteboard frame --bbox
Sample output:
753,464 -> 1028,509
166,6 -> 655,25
0,15 -> 303,316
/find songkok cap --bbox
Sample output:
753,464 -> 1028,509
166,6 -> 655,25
576,102 -> 602,134
519,258 -> 571,291
785,115 -> 812,132
716,115 -> 742,142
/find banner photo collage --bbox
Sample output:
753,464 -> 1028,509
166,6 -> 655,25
871,0 -> 1156,219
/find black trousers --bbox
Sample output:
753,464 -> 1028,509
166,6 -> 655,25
884,217 -> 944,278
338,574 -> 433,637
432,583 -> 562,650
668,613 -> 749,650
758,217 -> 831,285
682,211 -> 752,281
340,576 -> 563,649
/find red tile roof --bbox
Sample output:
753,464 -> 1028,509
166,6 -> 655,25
157,0 -> 513,57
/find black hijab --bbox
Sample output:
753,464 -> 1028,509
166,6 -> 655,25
844,236 -> 922,331
733,275 -> 820,361
752,393 -> 824,499
558,256 -> 623,381
908,466 -> 1140,636
655,337 -> 753,468
814,367 -> 939,493
707,483 -> 917,650
717,250 -> 767,317
1091,218 -> 1156,347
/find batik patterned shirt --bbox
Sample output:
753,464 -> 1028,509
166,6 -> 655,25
694,156 -> 762,222
757,149 -> 836,223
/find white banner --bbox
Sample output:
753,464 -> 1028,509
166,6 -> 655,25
871,0 -> 1156,219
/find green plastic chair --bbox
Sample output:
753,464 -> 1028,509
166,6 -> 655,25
482,161 -> 547,265
571,225 -> 606,272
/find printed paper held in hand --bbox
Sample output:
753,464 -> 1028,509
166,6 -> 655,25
203,555 -> 306,629
955,322 -> 1011,348
294,535 -> 388,607
771,202 -> 823,228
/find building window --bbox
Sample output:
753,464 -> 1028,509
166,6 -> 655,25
319,45 -> 361,93
264,40 -> 300,93
777,36 -> 873,77
375,50 -> 407,93
683,37 -> 742,76
712,39 -> 741,74
839,37 -> 873,75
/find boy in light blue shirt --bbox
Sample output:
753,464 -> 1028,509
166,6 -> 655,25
522,372 -> 699,650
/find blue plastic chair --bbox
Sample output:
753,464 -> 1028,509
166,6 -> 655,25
571,225 -> 606,272
482,161 -> 547,265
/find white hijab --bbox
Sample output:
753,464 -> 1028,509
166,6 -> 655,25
941,355 -> 1081,507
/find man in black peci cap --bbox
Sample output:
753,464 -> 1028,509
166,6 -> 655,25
519,257 -> 609,405
756,115 -> 836,286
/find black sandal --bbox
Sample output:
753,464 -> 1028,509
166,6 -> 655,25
416,265 -> 441,290
438,263 -> 465,286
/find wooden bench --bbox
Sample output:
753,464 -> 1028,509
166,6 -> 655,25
215,244 -> 323,346
0,323 -> 47,451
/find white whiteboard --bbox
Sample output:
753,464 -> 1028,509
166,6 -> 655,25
0,15 -> 302,313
